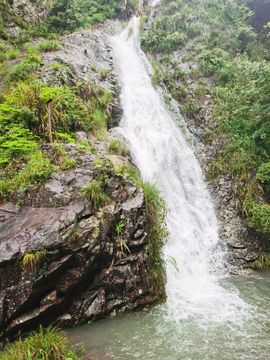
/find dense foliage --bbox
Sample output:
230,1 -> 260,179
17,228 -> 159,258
142,0 -> 270,239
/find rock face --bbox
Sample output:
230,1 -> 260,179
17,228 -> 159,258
0,144 -> 164,341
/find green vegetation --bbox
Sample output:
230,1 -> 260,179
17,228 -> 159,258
115,220 -> 130,258
0,77 -> 113,197
48,0 -> 138,33
142,182 -> 167,286
0,151 -> 56,198
4,53 -> 42,83
109,139 -> 130,156
22,250 -> 48,270
250,253 -> 270,270
142,0 -> 270,239
82,179 -> 109,209
0,326 -> 80,360
37,39 -> 61,52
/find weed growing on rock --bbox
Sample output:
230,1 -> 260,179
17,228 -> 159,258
142,182 -> 168,287
82,179 -> 109,209
37,39 -> 61,52
109,139 -> 130,157
21,250 -> 48,270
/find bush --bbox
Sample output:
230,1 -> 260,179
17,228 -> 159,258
0,326 -> 80,360
245,200 -> 270,235
48,0 -> 125,33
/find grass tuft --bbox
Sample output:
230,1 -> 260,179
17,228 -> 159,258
82,179 -> 109,209
0,326 -> 80,360
21,250 -> 48,270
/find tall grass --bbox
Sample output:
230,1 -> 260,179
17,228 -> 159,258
0,327 -> 80,360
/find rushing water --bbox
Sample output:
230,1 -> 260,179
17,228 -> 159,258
69,9 -> 270,360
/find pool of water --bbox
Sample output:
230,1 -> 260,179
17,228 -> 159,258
69,271 -> 270,360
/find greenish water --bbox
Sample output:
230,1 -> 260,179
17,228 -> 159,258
69,272 -> 270,360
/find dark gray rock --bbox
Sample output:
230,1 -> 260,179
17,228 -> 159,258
0,147 -> 164,341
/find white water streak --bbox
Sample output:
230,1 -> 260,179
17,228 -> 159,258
111,17 -> 251,324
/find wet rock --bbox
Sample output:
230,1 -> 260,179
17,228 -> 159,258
0,147 -> 164,340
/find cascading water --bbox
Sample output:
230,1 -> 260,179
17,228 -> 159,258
111,16 -> 249,323
69,5 -> 270,359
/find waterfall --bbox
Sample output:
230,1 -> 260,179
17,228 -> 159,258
111,16 -> 250,324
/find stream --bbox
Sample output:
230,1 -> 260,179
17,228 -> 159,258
69,8 -> 270,360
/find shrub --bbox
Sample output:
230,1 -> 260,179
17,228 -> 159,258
0,326 -> 80,360
48,0 -> 125,33
82,179 -> 109,209
246,200 -> 270,235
